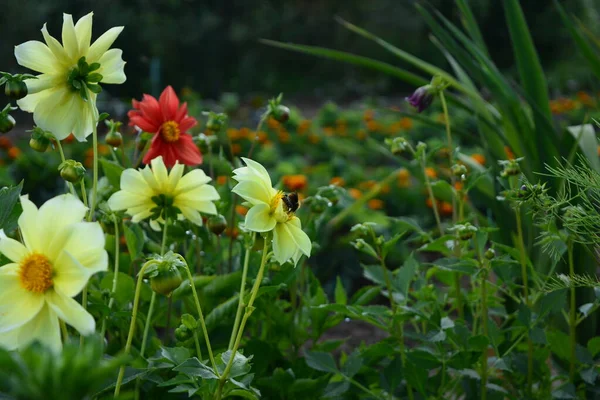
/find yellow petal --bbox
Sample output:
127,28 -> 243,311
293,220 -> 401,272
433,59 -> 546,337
12,304 -> 61,353
173,169 -> 211,194
54,222 -> 107,275
140,164 -> 160,192
120,168 -> 153,196
151,156 -> 169,190
18,195 -> 41,252
178,206 -> 204,226
0,230 -> 28,263
244,203 -> 277,233
33,87 -> 84,140
61,13 -> 79,61
87,26 -> 124,63
74,12 -> 93,56
286,217 -> 312,257
17,86 -> 57,113
52,250 -> 92,297
36,194 -> 87,257
97,48 -> 126,84
272,223 -> 296,264
24,74 -> 61,95
70,97 -> 96,141
14,40 -> 58,74
240,158 -> 272,188
0,264 -> 44,333
46,289 -> 95,335
41,24 -> 69,67
232,181 -> 272,206
167,162 -> 185,193
108,190 -> 148,211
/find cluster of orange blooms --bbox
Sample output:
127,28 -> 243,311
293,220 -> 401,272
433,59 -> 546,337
83,143 -> 111,168
0,137 -> 20,164
550,91 -> 597,115
363,109 -> 414,136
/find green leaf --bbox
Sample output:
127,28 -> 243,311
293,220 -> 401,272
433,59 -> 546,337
566,124 -> 600,172
396,254 -> 418,297
538,289 -> 567,317
581,367 -> 598,385
100,159 -> 124,189
547,330 -> 571,361
225,389 -> 259,400
441,316 -> 455,330
350,285 -> 380,306
173,358 -> 218,379
220,351 -> 252,378
334,276 -> 347,305
431,257 -> 478,275
418,235 -> 455,256
587,337 -> 600,357
381,357 -> 403,392
382,233 -> 404,259
160,346 -> 191,366
123,223 -> 144,261
304,351 -> 338,373
0,181 -> 23,233
181,314 -> 197,330
468,335 -> 489,352
341,351 -> 362,378
323,381 -> 350,398
100,272 -> 135,305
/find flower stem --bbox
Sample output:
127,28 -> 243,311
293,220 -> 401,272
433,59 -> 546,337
79,180 -> 88,208
193,330 -> 203,360
439,91 -> 456,220
55,139 -> 77,198
60,320 -> 69,343
114,260 -> 156,397
100,219 -> 120,338
216,239 -> 270,399
421,152 -> 444,235
229,234 -> 255,349
481,268 -> 489,400
181,256 -> 219,376
568,239 -> 576,382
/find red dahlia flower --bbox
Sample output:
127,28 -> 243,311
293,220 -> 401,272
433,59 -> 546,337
128,86 -> 202,168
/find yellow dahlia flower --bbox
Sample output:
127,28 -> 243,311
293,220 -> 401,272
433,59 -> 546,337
107,156 -> 220,230
15,12 -> 126,140
0,194 -> 108,352
232,158 -> 311,266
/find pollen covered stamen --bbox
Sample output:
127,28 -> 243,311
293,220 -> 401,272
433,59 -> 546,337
19,253 -> 53,293
161,121 -> 181,143
270,191 -> 284,214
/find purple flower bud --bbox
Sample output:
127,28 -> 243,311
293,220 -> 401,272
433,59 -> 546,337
406,85 -> 434,113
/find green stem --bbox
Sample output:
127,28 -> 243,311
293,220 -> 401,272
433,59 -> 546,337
55,139 -> 77,197
60,320 -> 69,343
346,376 -> 385,400
180,255 -> 219,376
193,330 -> 203,360
439,90 -> 456,221
568,239 -> 576,382
79,180 -> 88,208
100,219 -> 120,338
481,268 -> 489,400
114,260 -> 156,397
216,240 -> 270,399
229,234 -> 255,349
421,152 -> 444,235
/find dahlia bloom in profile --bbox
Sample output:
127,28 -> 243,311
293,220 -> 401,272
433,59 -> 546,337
107,156 -> 218,230
232,158 -> 311,266
0,194 -> 108,352
406,85 -> 434,113
128,86 -> 202,168
15,12 -> 126,140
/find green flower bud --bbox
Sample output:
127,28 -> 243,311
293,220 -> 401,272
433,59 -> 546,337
207,214 -> 227,235
0,114 -> 15,134
5,80 -> 27,100
485,248 -> 496,260
59,160 -> 86,183
28,127 -> 52,152
451,164 -> 467,178
204,112 -> 228,133
150,267 -> 183,297
105,119 -> 123,147
272,105 -> 290,123
175,324 -> 193,342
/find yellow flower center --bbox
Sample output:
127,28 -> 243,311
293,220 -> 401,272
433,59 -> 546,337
161,121 -> 181,143
19,253 -> 53,293
270,191 -> 292,223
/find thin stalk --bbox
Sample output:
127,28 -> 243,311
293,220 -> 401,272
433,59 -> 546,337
481,269 -> 489,400
229,234 -> 255,349
346,376 -> 385,400
100,219 -> 120,338
180,256 -> 219,376
421,151 -> 444,235
439,91 -> 456,221
114,260 -> 156,397
60,320 -> 69,343
568,239 -> 576,382
193,330 -> 203,360
79,180 -> 88,208
55,139 -> 77,197
216,240 -> 270,399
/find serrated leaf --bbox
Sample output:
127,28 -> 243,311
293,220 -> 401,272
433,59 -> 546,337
334,276 -> 347,305
173,358 -> 218,379
0,181 -> 23,233
304,351 -> 338,373
341,351 -> 362,378
100,272 -> 135,305
441,316 -> 454,330
123,222 -> 144,261
396,254 -> 418,297
220,351 -> 252,378
100,159 -> 124,189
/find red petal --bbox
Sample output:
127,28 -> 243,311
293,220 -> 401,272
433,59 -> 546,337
129,115 -> 160,133
178,116 -> 197,133
174,102 -> 188,122
144,135 -> 176,168
132,98 -> 140,109
173,134 -> 203,166
138,94 -> 163,126
159,86 -> 179,121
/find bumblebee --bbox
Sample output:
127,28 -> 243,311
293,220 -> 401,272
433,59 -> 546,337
282,192 -> 300,213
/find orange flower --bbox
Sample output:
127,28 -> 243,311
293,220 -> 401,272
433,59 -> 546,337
399,117 -> 413,130
323,127 -> 335,137
425,198 -> 434,208
366,120 -> 379,132
397,168 -> 411,188
330,176 -> 345,187
440,201 -> 453,216
363,109 -> 375,122
348,188 -> 362,199
504,146 -> 515,160
235,205 -> 248,216
550,100 -> 563,115
216,175 -> 228,185
577,91 -> 595,107
454,181 -> 464,191
7,147 -> 20,160
257,131 -> 268,144
359,180 -> 377,190
356,129 -> 367,140
368,199 -> 384,210
267,117 -> 280,130
283,175 -> 308,192
84,156 -> 93,168
309,134 -> 320,144
225,227 -> 239,238
297,120 -> 311,135
471,153 -> 486,166
231,143 -> 242,155
64,133 -> 76,143
98,144 -> 110,156
227,128 -> 242,141
0,137 -> 12,150
239,127 -> 251,139
425,167 -> 437,179
277,130 -> 291,143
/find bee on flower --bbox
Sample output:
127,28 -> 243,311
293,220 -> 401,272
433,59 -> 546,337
232,158 -> 311,266
0,194 -> 108,352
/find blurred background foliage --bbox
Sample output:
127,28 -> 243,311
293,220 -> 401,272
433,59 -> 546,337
0,0 -> 596,103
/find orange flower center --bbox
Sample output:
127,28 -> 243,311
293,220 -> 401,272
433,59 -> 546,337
161,121 -> 181,143
19,253 -> 53,293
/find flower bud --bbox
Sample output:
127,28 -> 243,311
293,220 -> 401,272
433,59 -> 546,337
386,137 -> 409,155
272,105 -> 290,123
499,159 -> 521,177
204,112 -> 227,133
28,127 -> 52,152
309,195 -> 331,214
485,248 -> 496,260
175,324 -> 193,342
406,85 -> 434,113
0,104 -> 17,134
451,164 -> 467,178
207,214 -> 227,235
5,80 -> 27,100
59,160 -> 86,183
104,119 -> 123,147
450,222 -> 478,241
150,267 -> 183,297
